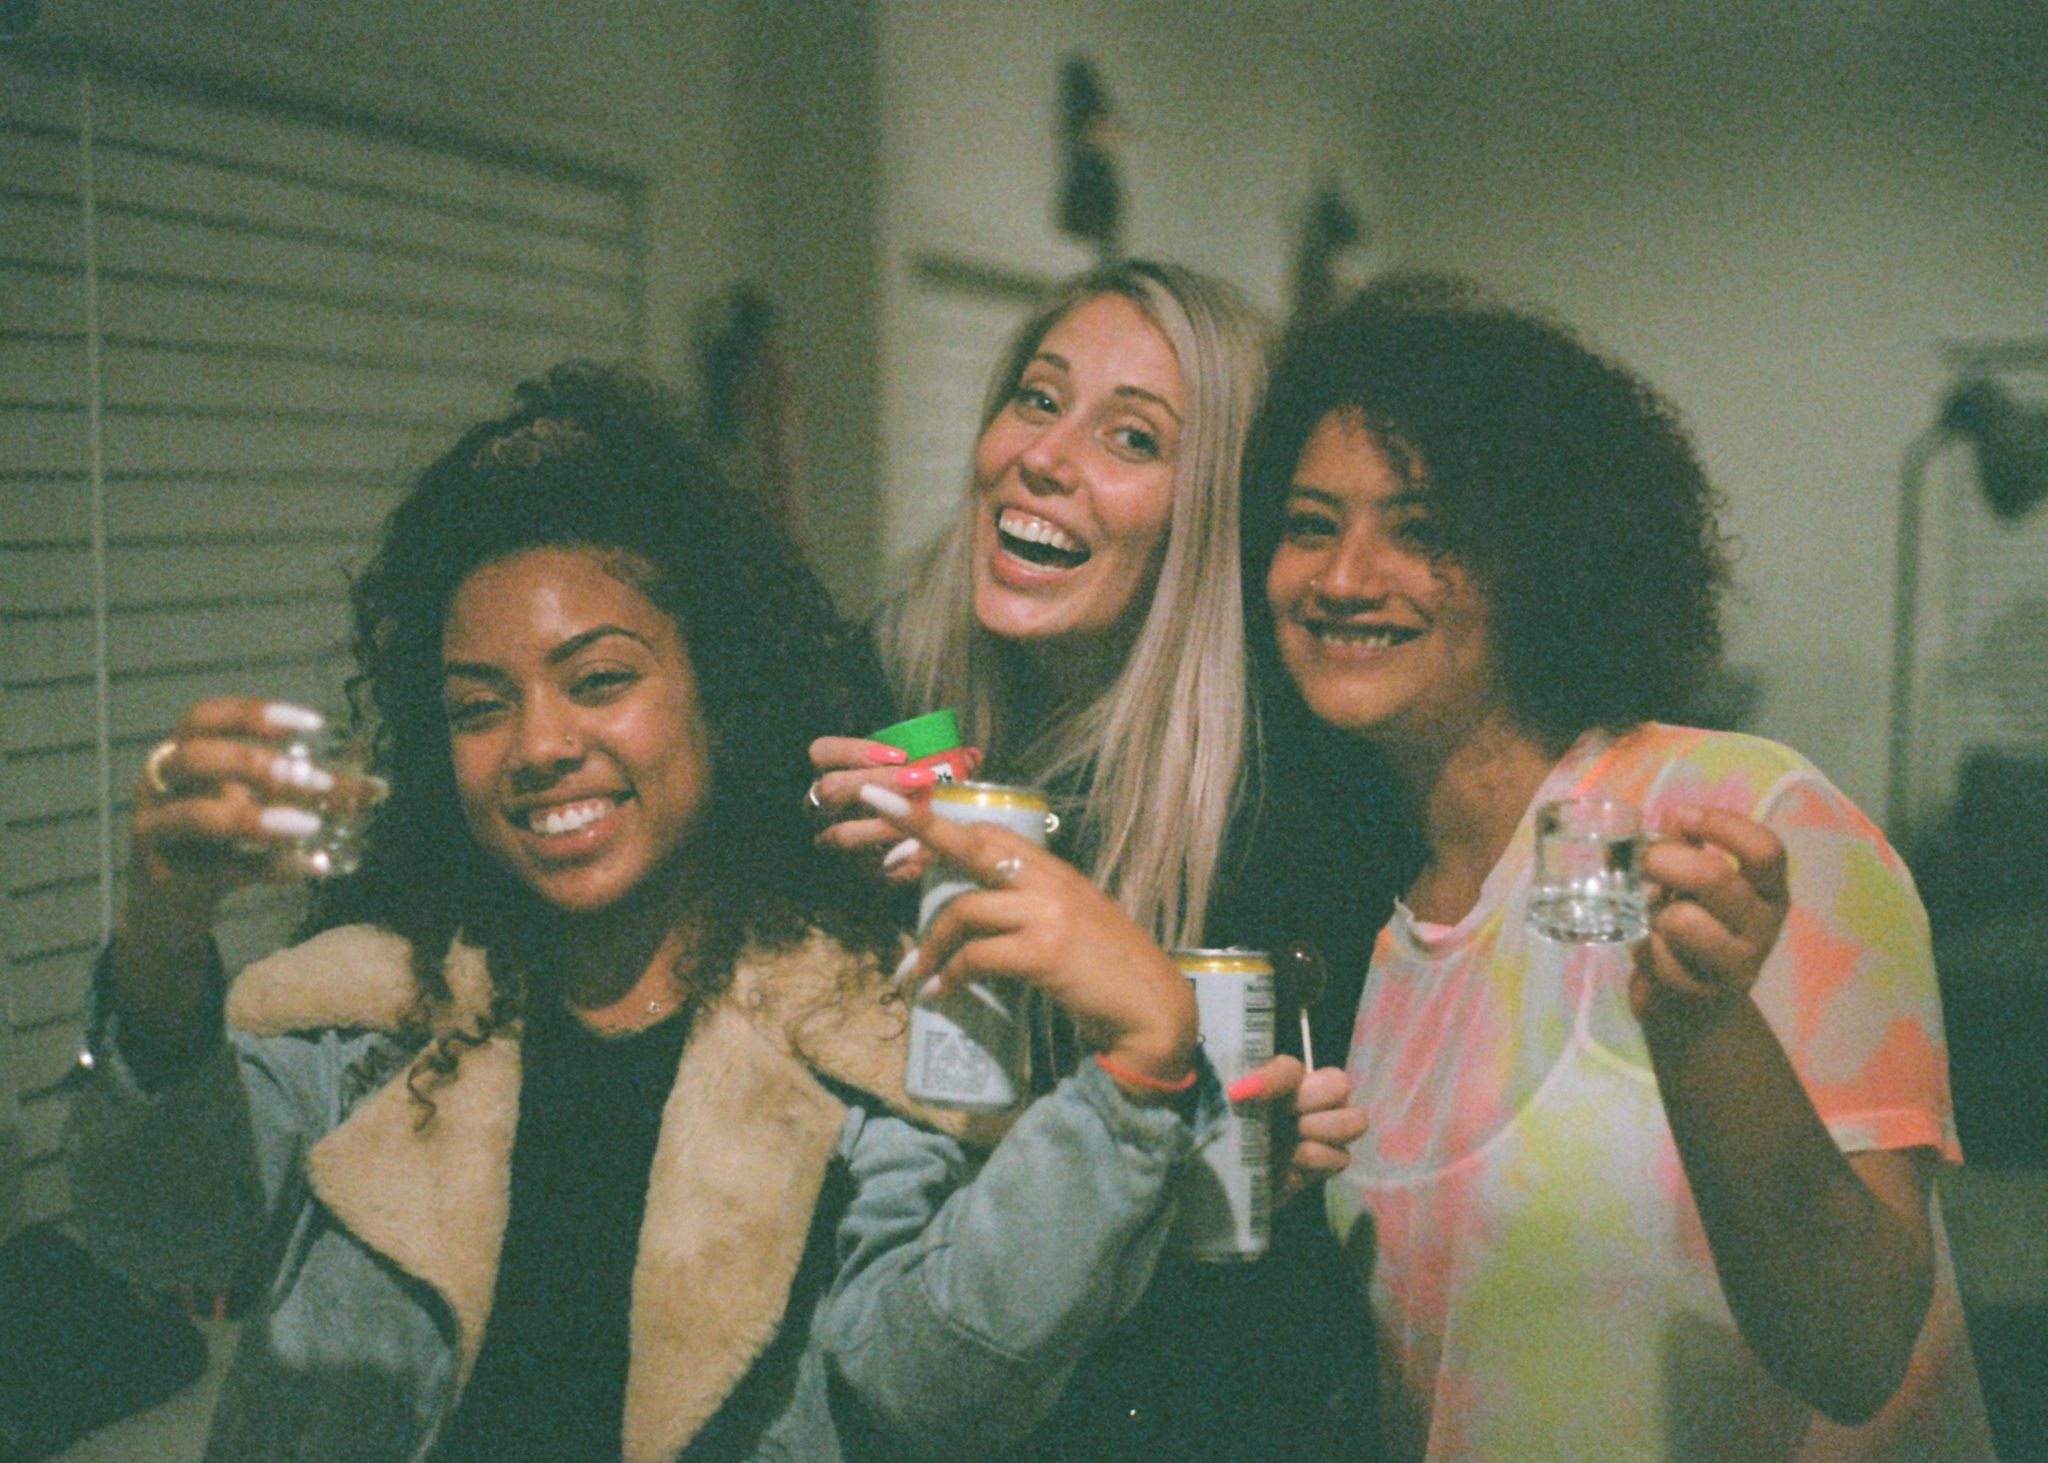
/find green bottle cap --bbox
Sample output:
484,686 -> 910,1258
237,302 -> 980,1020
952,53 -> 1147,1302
868,708 -> 963,760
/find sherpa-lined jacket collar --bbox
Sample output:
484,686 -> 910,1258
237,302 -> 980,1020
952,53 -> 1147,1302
225,923 -> 942,1463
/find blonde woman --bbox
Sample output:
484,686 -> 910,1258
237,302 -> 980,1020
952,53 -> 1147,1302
813,260 -> 1260,950
808,260 -> 1384,1459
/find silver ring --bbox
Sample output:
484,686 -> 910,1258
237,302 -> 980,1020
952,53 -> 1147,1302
143,738 -> 179,798
990,855 -> 1024,887
803,782 -> 826,816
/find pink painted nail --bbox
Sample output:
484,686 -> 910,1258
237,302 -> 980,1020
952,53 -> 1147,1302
868,744 -> 908,765
1225,1072 -> 1269,1103
895,765 -> 937,791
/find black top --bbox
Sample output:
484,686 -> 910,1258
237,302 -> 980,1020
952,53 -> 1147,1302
1003,739 -> 1416,1462
429,997 -> 691,1463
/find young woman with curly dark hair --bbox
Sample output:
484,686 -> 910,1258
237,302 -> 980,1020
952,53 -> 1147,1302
1245,275 -> 1993,1460
70,364 -> 1243,1461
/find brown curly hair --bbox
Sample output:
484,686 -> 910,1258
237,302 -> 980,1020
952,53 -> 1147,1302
305,363 -> 899,1115
1244,272 -> 1732,745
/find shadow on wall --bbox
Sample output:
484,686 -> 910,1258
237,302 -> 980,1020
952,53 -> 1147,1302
1916,748 -> 2048,1462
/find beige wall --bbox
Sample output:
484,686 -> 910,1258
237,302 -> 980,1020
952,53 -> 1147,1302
30,0 -> 2048,810
870,0 -> 1391,573
1365,7 -> 2048,816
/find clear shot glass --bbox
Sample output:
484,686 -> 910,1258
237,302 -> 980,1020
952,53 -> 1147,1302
1526,797 -> 1649,943
273,722 -> 385,879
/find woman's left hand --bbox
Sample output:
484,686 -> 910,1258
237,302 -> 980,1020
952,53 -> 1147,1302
1226,1055 -> 1367,1203
1631,804 -> 1789,1021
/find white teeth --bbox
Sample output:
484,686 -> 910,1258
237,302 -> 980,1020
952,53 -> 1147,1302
532,799 -> 612,836
998,507 -> 1082,553
1312,625 -> 1404,649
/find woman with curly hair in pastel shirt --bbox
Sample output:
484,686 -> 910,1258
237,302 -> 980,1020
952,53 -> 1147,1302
1243,273 -> 1995,1460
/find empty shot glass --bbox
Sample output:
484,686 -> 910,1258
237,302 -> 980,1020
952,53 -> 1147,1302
1526,797 -> 1649,943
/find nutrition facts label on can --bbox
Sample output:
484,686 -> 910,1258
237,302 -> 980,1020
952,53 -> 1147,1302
1169,949 -> 1275,1261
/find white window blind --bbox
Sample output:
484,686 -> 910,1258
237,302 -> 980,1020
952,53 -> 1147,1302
0,49 -> 646,1229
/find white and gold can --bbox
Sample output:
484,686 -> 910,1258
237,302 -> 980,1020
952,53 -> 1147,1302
905,780 -> 1059,1112
1166,947 -> 1275,1261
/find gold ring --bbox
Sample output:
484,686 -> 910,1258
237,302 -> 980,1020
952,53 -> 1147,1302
143,738 -> 179,798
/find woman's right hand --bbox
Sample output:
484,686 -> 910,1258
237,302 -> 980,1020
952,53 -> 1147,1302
115,699 -> 359,1044
858,785 -> 1197,1093
127,699 -> 345,909
806,736 -> 983,885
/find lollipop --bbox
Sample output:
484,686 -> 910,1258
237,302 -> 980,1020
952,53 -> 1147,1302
1277,943 -> 1329,1069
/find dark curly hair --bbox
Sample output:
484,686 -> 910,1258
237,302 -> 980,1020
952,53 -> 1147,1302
1244,272 -> 1731,745
307,363 -> 897,1092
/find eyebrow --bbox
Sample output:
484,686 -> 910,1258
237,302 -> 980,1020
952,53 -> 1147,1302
443,624 -> 650,682
1283,484 -> 1432,511
1031,351 -> 1183,424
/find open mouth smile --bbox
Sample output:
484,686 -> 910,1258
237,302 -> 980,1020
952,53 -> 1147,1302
517,795 -> 625,840
996,507 -> 1090,570
1301,620 -> 1423,650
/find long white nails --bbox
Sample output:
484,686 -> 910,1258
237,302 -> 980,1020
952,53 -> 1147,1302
892,946 -> 920,985
858,784 -> 913,820
257,807 -> 323,838
261,703 -> 325,733
880,837 -> 920,872
272,755 -> 336,793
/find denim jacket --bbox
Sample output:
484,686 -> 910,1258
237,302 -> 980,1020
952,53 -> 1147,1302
69,925 -> 1219,1461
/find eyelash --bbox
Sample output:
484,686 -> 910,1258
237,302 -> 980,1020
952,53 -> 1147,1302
572,668 -> 636,700
443,666 -> 639,729
445,697 -> 505,731
1391,514 -> 1441,550
1012,385 -> 1165,464
1012,384 -> 1057,416
1111,425 -> 1160,460
1281,509 -> 1336,541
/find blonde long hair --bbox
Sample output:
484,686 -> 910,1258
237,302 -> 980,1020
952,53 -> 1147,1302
880,261 -> 1269,947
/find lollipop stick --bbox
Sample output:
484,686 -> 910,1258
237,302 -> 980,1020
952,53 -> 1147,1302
1300,1012 -> 1315,1071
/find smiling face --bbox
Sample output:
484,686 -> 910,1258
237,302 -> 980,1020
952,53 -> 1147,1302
970,291 -> 1184,659
440,547 -> 710,917
1266,412 -> 1502,752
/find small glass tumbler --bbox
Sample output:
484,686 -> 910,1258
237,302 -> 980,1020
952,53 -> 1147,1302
1526,797 -> 1649,943
275,724 -> 384,879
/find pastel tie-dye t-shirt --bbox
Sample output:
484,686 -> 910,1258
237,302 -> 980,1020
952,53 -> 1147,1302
1326,725 -> 1994,1461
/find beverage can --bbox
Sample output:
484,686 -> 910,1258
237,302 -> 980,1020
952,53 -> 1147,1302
904,781 -> 1059,1112
1166,947 -> 1274,1261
